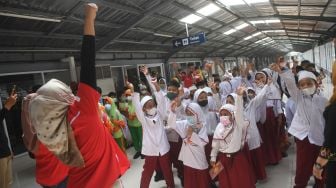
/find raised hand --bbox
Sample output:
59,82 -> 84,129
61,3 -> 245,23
270,63 -> 281,73
4,92 -> 17,110
85,3 -> 98,20
140,65 -> 149,75
236,85 -> 246,96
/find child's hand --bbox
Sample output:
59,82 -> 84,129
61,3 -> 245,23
187,126 -> 193,137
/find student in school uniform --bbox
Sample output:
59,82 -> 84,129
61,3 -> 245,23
211,86 -> 255,188
141,67 -> 184,183
168,102 -> 210,188
129,82 -> 175,188
254,70 -> 283,165
271,64 -> 328,188
193,89 -> 219,162
124,88 -> 143,159
243,83 -> 271,181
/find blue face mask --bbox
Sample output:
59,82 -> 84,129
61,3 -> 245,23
186,116 -> 196,125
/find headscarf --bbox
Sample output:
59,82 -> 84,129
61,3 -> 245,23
29,79 -> 84,167
193,89 -> 207,102
140,95 -> 153,109
185,103 -> 208,141
227,93 -> 238,104
214,104 -> 236,140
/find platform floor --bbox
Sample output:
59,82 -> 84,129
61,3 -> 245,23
11,137 -> 317,188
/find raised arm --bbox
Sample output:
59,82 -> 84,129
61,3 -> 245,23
131,92 -> 147,125
271,63 -> 300,102
80,3 -> 97,89
236,87 -> 245,128
250,81 -> 271,109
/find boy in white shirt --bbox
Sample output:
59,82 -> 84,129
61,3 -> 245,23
271,64 -> 327,188
129,83 -> 175,188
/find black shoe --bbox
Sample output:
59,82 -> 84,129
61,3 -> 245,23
154,172 -> 164,182
282,152 -> 288,158
133,152 -> 141,159
210,181 -> 217,188
140,154 -> 145,159
178,175 -> 184,187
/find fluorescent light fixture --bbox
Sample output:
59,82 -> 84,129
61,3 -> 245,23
180,14 -> 202,24
244,36 -> 252,40
154,33 -> 173,38
197,3 -> 220,16
252,32 -> 262,37
265,19 -> 281,23
217,0 -> 245,6
235,23 -> 249,30
245,0 -> 269,4
250,20 -> 265,24
263,30 -> 285,33
244,36 -> 253,40
0,12 -> 61,22
224,29 -> 237,35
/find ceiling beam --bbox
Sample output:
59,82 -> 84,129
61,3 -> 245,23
95,0 -> 176,51
86,0 -> 142,15
248,14 -> 336,23
0,6 -> 123,28
281,28 -> 332,36
272,3 -> 326,8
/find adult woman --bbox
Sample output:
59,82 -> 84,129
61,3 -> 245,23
313,62 -> 336,188
29,4 -> 129,188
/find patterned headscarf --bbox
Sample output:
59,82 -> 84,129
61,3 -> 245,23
29,79 -> 84,167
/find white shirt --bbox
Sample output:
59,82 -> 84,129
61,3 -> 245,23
231,76 -> 242,92
280,71 -> 328,146
244,85 -> 269,150
211,96 -> 248,162
132,91 -> 170,156
167,113 -> 209,170
219,81 -> 232,104
285,98 -> 296,128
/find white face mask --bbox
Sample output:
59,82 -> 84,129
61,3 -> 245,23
302,86 -> 316,96
127,96 -> 132,101
220,116 -> 231,127
146,107 -> 157,116
186,115 -> 197,125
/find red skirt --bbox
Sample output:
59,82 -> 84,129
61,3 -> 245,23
218,151 -> 256,188
250,147 -> 267,181
184,165 -> 210,188
260,107 -> 282,165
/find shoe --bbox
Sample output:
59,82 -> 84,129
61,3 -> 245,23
133,152 -> 141,159
210,181 -> 217,188
178,175 -> 184,187
140,154 -> 145,159
282,152 -> 288,158
154,172 -> 164,182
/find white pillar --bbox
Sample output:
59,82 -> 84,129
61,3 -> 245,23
62,56 -> 77,82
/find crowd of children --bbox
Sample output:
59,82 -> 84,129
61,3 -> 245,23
1,3 -> 335,188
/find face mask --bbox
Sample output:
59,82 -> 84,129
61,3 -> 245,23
146,107 -> 157,116
121,97 -> 126,102
140,90 -> 147,94
166,92 -> 178,101
198,100 -> 208,107
220,116 -> 231,127
187,116 -> 197,125
302,86 -> 316,96
126,96 -> 132,102
105,104 -> 112,111
113,98 -> 118,103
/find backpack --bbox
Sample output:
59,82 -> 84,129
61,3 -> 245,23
21,93 -> 39,153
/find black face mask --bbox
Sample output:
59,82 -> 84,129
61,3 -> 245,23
198,100 -> 208,107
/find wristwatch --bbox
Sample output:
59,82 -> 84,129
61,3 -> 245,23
314,162 -> 323,170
